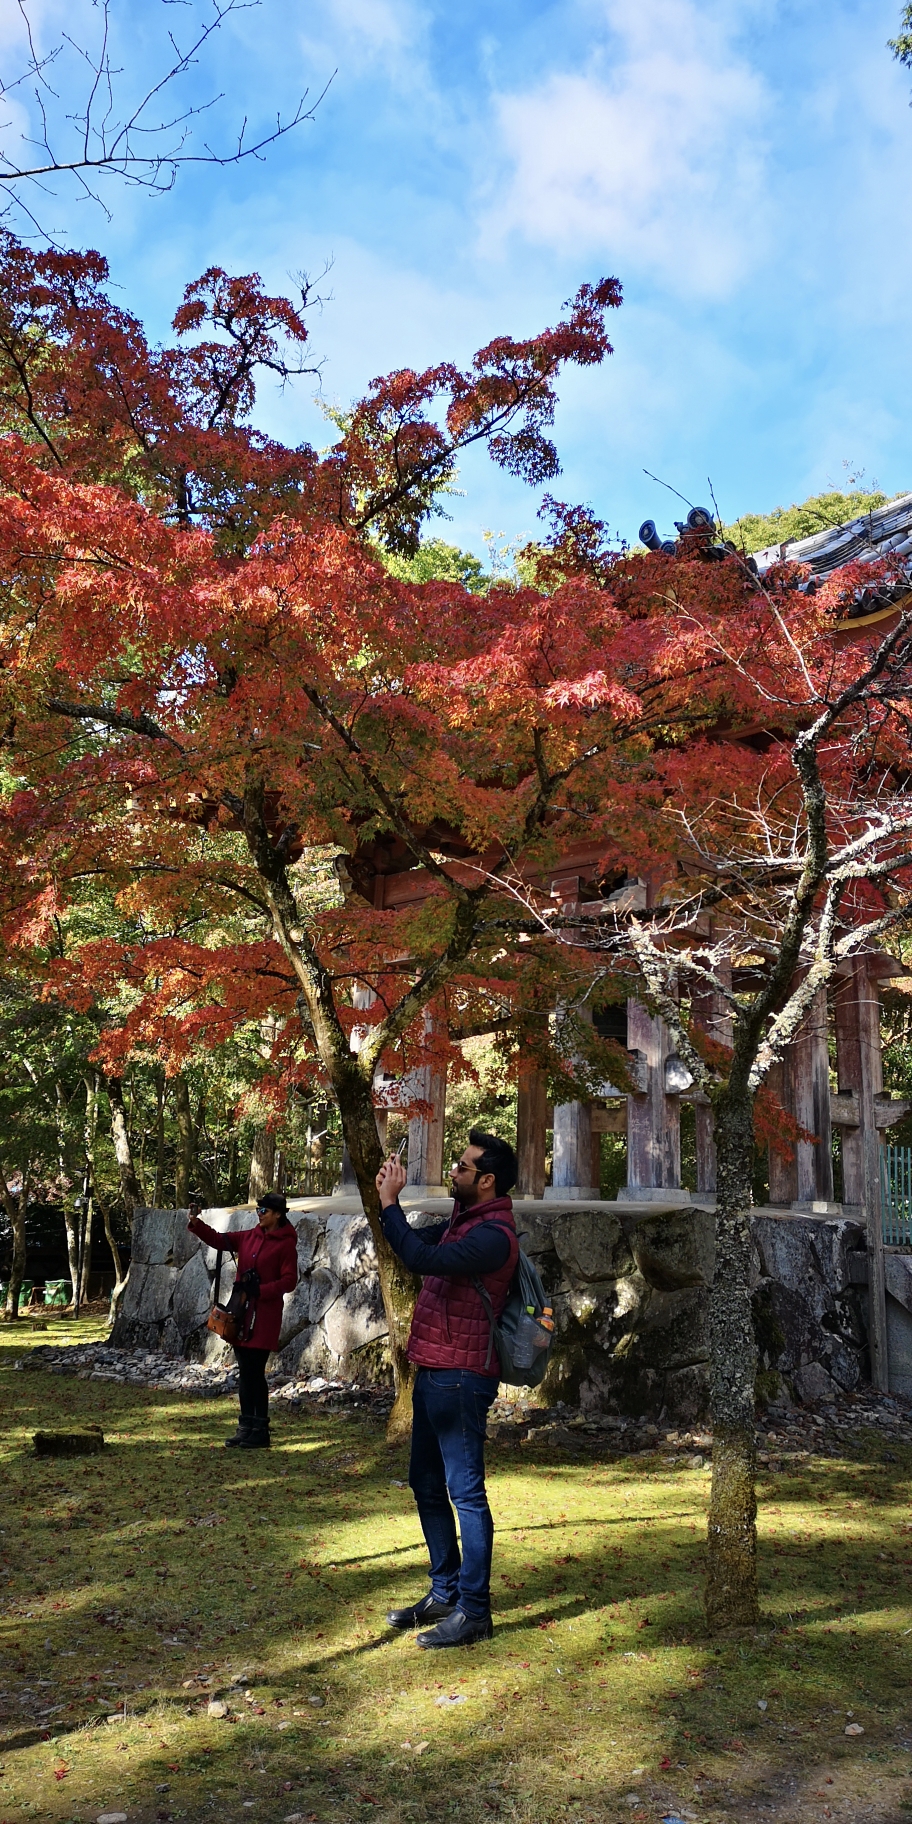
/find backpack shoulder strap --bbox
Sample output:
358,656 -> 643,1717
472,1276 -> 498,1373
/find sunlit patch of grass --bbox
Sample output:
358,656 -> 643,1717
2,1322 -> 912,1823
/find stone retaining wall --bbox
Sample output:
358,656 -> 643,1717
110,1198 -> 871,1421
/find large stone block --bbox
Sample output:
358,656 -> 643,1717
324,1212 -> 376,1280
752,1215 -> 863,1323
752,1272 -> 866,1400
794,1361 -> 839,1403
172,1250 -> 213,1336
322,1277 -> 387,1366
307,1267 -> 342,1326
275,1324 -> 318,1375
512,1209 -> 555,1257
550,1209 -> 633,1283
629,1207 -> 715,1291
173,1219 -> 201,1270
134,1264 -> 179,1324
277,1277 -> 314,1351
292,1215 -> 322,1275
132,1208 -> 179,1266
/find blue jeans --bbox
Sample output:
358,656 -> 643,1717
409,1367 -> 498,1622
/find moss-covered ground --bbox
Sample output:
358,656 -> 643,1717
2,1319 -> 912,1824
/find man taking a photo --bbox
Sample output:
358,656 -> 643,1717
375,1129 -> 519,1649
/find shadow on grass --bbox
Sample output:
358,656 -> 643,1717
3,1337 -> 912,1823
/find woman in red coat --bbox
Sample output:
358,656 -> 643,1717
188,1192 -> 298,1449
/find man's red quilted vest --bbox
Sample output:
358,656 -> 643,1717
407,1195 -> 519,1377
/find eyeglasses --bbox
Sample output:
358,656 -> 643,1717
451,1158 -> 481,1179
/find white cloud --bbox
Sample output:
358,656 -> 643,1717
482,0 -> 771,298
295,0 -> 433,85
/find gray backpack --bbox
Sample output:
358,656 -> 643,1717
474,1244 -> 555,1388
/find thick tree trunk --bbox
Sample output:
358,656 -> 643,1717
80,1074 -> 100,1308
107,1077 -> 144,1212
334,1053 -> 420,1444
96,1187 -> 130,1325
173,1072 -> 195,1206
153,1071 -> 166,1207
55,1082 -> 79,1305
63,1206 -> 79,1309
248,1128 -> 276,1202
226,1128 -> 239,1202
1,1173 -> 25,1319
705,1085 -> 759,1631
194,1096 -> 218,1205
101,1078 -> 140,1324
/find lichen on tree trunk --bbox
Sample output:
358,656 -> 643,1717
706,1085 -> 759,1631
331,1049 -> 420,1443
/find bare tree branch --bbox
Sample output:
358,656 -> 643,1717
0,0 -> 332,233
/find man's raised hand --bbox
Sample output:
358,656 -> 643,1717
376,1152 -> 407,1206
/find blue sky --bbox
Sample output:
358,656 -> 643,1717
4,0 -> 912,555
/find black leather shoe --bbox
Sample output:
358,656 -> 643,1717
225,1417 -> 253,1448
416,1609 -> 493,1649
386,1593 -> 455,1630
235,1418 -> 270,1449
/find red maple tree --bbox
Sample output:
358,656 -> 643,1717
0,233 -> 626,1429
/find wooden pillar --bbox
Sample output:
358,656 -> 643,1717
625,997 -> 681,1194
405,1013 -> 447,1191
406,1063 -> 447,1189
767,1055 -> 798,1205
516,1063 -> 547,1199
792,987 -> 834,1206
551,1098 -> 598,1197
834,959 -> 888,1390
547,999 -> 599,1199
690,963 -> 732,1196
591,1127 -> 603,1198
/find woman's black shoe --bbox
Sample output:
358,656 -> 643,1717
225,1418 -> 253,1448
386,1593 -> 455,1630
416,1609 -> 493,1648
236,1417 -> 271,1448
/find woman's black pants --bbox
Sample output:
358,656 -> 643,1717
233,1345 -> 271,1421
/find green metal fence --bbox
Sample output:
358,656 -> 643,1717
881,1144 -> 912,1247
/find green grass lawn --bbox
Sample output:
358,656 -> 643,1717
2,1318 -> 912,1824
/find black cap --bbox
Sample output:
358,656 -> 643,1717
257,1192 -> 288,1217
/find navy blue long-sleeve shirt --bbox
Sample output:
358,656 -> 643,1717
380,1200 -> 511,1277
